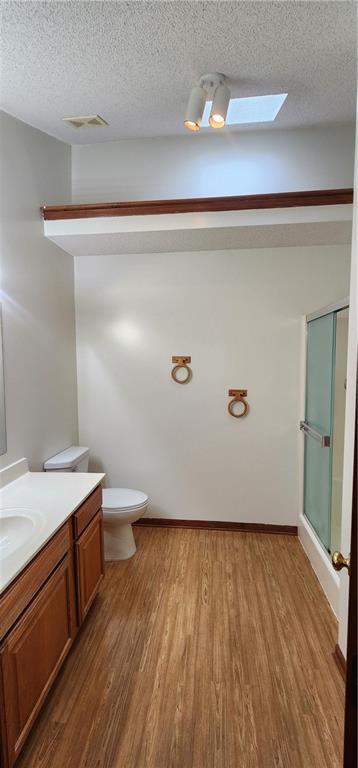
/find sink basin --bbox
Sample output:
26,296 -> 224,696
0,508 -> 38,558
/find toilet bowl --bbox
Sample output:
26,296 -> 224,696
102,488 -> 148,560
44,447 -> 149,560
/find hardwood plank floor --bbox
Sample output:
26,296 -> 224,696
16,528 -> 344,768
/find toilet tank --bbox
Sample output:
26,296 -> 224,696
44,446 -> 90,472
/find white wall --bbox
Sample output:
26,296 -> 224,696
75,245 -> 350,524
0,111 -> 78,470
72,124 -> 355,203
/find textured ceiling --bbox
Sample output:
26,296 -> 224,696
48,221 -> 353,257
1,1 -> 357,144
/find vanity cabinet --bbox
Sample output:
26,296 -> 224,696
0,485 -> 104,768
0,554 -> 76,767
76,511 -> 104,622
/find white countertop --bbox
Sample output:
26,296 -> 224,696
0,460 -> 105,594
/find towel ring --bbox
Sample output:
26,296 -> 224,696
171,356 -> 192,384
228,389 -> 249,418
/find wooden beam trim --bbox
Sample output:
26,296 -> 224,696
41,188 -> 353,220
332,643 -> 346,680
134,518 -> 298,535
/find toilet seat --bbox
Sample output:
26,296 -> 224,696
102,487 -> 148,513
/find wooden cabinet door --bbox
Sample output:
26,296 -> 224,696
0,553 -> 76,768
76,510 -> 104,623
73,485 -> 102,538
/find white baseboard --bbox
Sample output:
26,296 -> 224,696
298,513 -> 340,616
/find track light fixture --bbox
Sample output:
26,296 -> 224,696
209,81 -> 230,128
184,73 -> 230,132
184,85 -> 207,131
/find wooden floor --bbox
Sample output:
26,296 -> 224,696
16,527 -> 344,768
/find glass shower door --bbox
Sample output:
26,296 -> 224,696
302,313 -> 335,551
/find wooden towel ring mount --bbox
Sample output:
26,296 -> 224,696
228,389 -> 249,418
171,356 -> 192,384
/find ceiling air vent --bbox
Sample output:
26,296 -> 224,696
62,114 -> 108,128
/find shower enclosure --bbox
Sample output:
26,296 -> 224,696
301,299 -> 349,555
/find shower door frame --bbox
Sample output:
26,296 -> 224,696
303,296 -> 349,539
306,297 -> 350,324
298,297 -> 349,613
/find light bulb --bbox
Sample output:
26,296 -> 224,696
184,119 -> 200,132
209,113 -> 225,128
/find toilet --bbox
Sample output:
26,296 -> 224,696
102,488 -> 148,560
44,446 -> 149,560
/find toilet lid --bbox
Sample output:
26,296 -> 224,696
102,487 -> 148,511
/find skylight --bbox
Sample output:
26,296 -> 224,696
201,93 -> 287,128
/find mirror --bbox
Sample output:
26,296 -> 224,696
0,305 -> 6,455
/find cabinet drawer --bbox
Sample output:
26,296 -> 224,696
0,521 -> 72,641
0,553 -> 76,768
73,485 -> 102,539
76,510 -> 104,623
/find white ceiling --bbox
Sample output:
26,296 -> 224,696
1,1 -> 357,144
